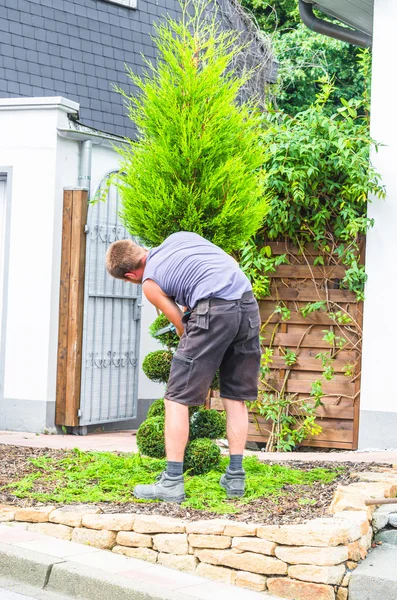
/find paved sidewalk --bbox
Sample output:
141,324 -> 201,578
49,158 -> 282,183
0,524 -> 278,600
1,430 -> 397,463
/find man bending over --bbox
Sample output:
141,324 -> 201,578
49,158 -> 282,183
106,231 -> 261,503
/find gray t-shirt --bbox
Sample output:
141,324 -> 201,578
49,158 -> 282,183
143,232 -> 251,309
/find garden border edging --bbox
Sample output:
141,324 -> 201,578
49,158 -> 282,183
1,467 -> 397,600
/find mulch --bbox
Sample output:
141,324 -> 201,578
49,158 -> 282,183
0,444 -> 390,525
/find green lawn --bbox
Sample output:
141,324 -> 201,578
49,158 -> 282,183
3,449 -> 343,514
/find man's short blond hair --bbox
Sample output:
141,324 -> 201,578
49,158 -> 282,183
106,239 -> 146,280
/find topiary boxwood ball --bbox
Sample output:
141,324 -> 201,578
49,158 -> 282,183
147,398 -> 165,419
184,438 -> 221,475
149,314 -> 179,349
142,350 -> 173,384
136,416 -> 166,459
190,409 -> 226,441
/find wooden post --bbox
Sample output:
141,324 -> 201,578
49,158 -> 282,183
55,188 -> 88,427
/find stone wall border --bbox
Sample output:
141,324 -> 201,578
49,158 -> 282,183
1,467 -> 397,600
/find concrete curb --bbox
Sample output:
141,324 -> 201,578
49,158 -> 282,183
0,543 -> 273,600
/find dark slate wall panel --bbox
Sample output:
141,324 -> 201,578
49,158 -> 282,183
0,0 -> 182,137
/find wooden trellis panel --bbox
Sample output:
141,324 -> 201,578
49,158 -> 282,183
211,240 -> 363,450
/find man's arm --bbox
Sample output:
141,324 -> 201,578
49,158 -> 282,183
142,279 -> 184,336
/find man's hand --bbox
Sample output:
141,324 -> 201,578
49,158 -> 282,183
143,279 -> 184,336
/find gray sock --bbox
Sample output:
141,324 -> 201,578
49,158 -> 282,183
229,454 -> 243,472
167,461 -> 184,477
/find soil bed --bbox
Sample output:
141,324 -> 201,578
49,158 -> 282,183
0,444 -> 389,525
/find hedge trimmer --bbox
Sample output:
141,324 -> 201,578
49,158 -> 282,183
154,311 -> 191,337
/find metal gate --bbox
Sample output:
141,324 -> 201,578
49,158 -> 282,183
79,174 -> 142,427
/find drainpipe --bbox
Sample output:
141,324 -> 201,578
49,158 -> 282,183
78,140 -> 92,197
299,0 -> 372,48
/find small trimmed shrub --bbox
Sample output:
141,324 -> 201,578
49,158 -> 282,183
149,314 -> 179,349
142,350 -> 173,384
147,398 -> 165,420
190,409 -> 226,441
136,417 -> 165,459
184,438 -> 221,475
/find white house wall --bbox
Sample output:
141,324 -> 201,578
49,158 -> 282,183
0,97 -> 163,433
360,0 -> 397,448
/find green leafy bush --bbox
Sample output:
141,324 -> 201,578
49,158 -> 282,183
136,417 -> 165,459
190,409 -> 226,441
116,3 -> 270,254
147,398 -> 165,420
142,350 -> 173,384
184,438 -> 221,475
149,315 -> 179,349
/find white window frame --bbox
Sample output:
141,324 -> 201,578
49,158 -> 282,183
102,0 -> 137,9
0,168 -> 12,402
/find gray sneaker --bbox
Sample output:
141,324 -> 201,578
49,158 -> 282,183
220,469 -> 246,498
133,471 -> 186,503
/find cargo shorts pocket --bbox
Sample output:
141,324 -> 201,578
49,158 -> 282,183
247,314 -> 261,340
168,352 -> 194,396
195,299 -> 209,330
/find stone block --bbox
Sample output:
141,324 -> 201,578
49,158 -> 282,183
158,553 -> 197,572
275,545 -> 348,566
372,504 -> 397,532
389,514 -> 397,527
346,482 -> 397,498
196,562 -> 236,584
333,511 -> 369,536
346,561 -> 358,570
224,522 -> 257,537
186,519 -> 231,535
347,541 -> 361,562
153,533 -> 188,555
288,564 -> 345,585
0,505 -> 16,522
116,531 -> 152,548
113,545 -> 158,563
72,527 -> 116,550
133,515 -> 185,534
351,472 -> 397,485
342,572 -> 351,587
49,506 -> 101,527
267,577 -> 335,600
82,513 -> 135,531
232,536 -> 276,556
336,588 -> 348,600
235,571 -> 267,592
188,534 -> 231,549
195,549 -> 287,575
15,506 -> 55,523
375,529 -> 397,545
359,528 -> 373,558
257,518 -> 360,547
27,523 -> 72,540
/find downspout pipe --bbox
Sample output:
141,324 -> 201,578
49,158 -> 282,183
299,0 -> 372,48
78,140 -> 92,197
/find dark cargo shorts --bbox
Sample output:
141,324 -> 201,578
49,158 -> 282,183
165,291 -> 261,406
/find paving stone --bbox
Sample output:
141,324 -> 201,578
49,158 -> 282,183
188,534 -> 231,549
82,513 -> 135,531
195,549 -> 287,575
49,506 -> 101,527
186,519 -> 231,535
224,522 -> 257,537
152,533 -> 188,555
375,529 -> 397,545
133,515 -> 186,534
116,531 -> 152,548
275,545 -> 348,566
27,522 -> 72,541
257,518 -> 360,547
113,545 -> 158,563
195,562 -> 236,584
288,564 -> 345,585
231,536 -> 276,556
0,505 -> 16,522
15,506 -> 55,524
72,527 -> 116,550
157,552 -> 197,572
349,545 -> 397,600
235,570 -> 267,592
267,577 -> 335,600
